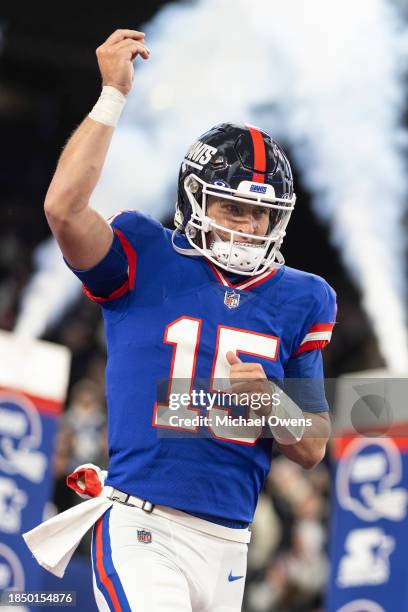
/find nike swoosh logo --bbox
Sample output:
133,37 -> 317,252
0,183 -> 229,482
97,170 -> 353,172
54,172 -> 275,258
228,571 -> 244,582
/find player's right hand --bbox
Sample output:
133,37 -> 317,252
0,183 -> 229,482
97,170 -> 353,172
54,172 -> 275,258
95,29 -> 150,97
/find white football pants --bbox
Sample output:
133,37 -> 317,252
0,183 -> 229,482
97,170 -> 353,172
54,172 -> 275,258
91,501 -> 249,611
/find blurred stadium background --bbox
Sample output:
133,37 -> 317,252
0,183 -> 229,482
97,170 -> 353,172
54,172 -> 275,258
0,1 -> 407,611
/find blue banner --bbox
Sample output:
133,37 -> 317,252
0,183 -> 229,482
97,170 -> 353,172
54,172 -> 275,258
327,436 -> 408,612
0,332 -> 70,605
0,390 -> 62,596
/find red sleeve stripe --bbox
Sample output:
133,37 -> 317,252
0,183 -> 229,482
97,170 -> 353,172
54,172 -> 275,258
82,228 -> 137,303
308,323 -> 335,333
300,330 -> 333,345
293,322 -> 335,356
82,280 -> 130,303
247,125 -> 266,183
294,340 -> 330,356
114,228 -> 137,290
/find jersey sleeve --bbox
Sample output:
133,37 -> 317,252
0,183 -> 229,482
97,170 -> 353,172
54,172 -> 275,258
283,276 -> 336,412
66,210 -> 163,303
284,349 -> 329,412
293,277 -> 337,356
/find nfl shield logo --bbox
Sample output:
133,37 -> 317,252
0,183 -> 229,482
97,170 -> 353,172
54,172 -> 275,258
137,529 -> 152,544
224,290 -> 240,309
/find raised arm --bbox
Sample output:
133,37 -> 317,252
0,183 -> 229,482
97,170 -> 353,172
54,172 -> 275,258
44,29 -> 150,269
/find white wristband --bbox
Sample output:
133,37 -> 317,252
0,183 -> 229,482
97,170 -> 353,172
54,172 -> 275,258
88,86 -> 126,127
269,386 -> 305,445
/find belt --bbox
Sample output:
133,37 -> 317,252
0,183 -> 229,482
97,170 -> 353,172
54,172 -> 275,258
106,487 -> 155,513
104,486 -> 251,544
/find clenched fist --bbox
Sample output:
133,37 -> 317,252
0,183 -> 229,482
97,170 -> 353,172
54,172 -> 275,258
95,29 -> 150,96
226,351 -> 277,417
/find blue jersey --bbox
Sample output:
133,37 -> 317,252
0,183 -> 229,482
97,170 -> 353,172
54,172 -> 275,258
69,211 -> 336,525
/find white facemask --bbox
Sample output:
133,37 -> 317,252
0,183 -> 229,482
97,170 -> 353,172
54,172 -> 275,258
173,173 -> 296,276
209,234 -> 265,272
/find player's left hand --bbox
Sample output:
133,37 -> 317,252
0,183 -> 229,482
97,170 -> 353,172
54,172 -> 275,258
66,463 -> 107,499
226,351 -> 274,417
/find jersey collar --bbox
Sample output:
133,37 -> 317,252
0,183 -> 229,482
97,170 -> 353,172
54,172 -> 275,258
206,260 -> 280,291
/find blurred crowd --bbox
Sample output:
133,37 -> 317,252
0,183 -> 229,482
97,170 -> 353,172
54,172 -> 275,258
245,459 -> 330,612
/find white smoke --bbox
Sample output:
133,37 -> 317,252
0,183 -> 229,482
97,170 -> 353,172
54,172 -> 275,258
16,0 -> 408,371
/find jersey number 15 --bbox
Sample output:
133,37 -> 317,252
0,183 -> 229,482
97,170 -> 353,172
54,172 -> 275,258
153,316 -> 279,445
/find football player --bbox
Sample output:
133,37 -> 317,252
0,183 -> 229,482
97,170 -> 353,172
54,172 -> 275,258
44,30 -> 335,612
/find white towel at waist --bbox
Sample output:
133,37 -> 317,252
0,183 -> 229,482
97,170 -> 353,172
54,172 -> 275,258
22,488 -> 113,578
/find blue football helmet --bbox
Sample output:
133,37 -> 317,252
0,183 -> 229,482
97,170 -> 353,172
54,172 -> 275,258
173,122 -> 296,276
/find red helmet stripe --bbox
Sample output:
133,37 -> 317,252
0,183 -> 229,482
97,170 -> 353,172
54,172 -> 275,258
248,125 -> 266,183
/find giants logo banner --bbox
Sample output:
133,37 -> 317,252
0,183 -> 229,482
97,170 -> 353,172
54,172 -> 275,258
327,375 -> 408,612
0,330 -> 70,597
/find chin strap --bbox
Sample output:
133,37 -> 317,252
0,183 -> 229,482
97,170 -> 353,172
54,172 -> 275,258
171,229 -> 203,257
273,250 -> 285,267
